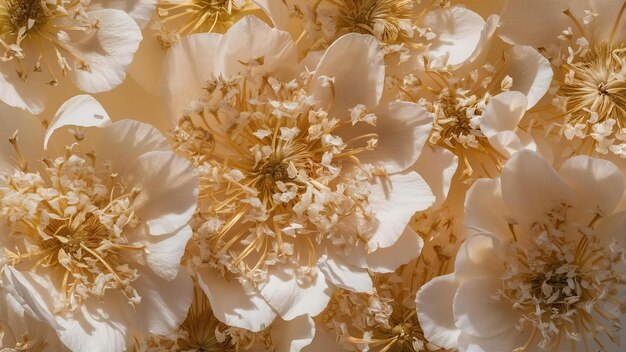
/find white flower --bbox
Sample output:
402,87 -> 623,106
254,0 -> 486,68
501,0 -> 626,158
0,95 -> 198,351
161,16 -> 435,335
417,150 -> 626,351
0,1 -> 148,114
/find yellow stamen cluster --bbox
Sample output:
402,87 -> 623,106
138,284 -> 268,352
1,136 -> 145,314
320,245 -> 451,352
0,0 -> 98,85
155,0 -> 253,49
172,74 -> 381,283
500,205 -> 626,351
399,65 -> 511,179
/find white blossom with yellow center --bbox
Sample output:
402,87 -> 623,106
0,95 -> 198,352
417,150 -> 626,351
161,16 -> 436,332
502,0 -> 626,158
252,0 -> 485,68
0,0 -> 151,114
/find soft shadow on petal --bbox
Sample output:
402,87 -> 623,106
270,315 -> 316,352
416,273 -> 461,350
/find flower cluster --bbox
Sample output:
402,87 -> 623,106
1,1 -> 626,352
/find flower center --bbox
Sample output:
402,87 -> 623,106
155,0 -> 247,48
0,0 -> 46,34
329,0 -> 416,45
174,75 -> 381,282
499,206 -> 625,350
558,43 -> 626,128
2,137 -> 145,314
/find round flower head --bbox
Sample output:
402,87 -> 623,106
0,0 -> 152,114
395,15 -> 553,181
136,281 -> 315,352
253,0 -> 486,68
417,149 -> 626,351
162,16 -> 436,332
501,0 -> 626,158
0,95 -> 198,351
312,239 -> 455,352
128,0 -> 266,96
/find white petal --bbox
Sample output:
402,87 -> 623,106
352,101 -> 433,174
480,91 -> 527,138
214,16 -> 298,80
416,273 -> 461,349
368,172 -> 435,249
504,46 -> 553,109
129,266 -> 193,336
454,233 -> 505,281
44,95 -> 111,149
458,328 -> 528,352
0,104 -> 45,173
161,33 -> 221,124
143,225 -> 193,281
453,276 -> 517,338
317,253 -> 374,292
500,150 -> 574,227
0,64 -> 46,114
559,156 -> 625,217
123,150 -> 198,236
302,324 -> 340,352
95,119 -> 171,173
487,130 -> 537,159
55,296 -> 129,352
270,315 -> 316,352
311,33 -> 384,117
464,177 -> 510,237
259,264 -> 331,320
413,146 -> 459,206
500,0 -> 569,47
197,268 -> 277,332
596,211 -> 626,249
66,9 -> 142,93
89,0 -> 158,28
344,227 -> 425,273
2,267 -> 60,330
422,6 -> 485,66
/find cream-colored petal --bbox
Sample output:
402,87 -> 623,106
464,177 -> 510,237
317,252 -> 374,292
500,0 -> 569,47
161,33 -> 221,124
302,324 -> 340,352
458,327 -> 528,352
88,0 -> 157,28
214,16 -> 298,80
413,145 -> 458,206
259,264 -> 331,321
65,9 -> 142,93
368,171 -> 435,249
311,33 -> 384,117
0,64 -> 46,114
142,225 -> 193,281
197,268 -> 277,332
0,104 -> 45,173
421,6 -> 485,66
453,276 -> 517,338
559,155 -> 625,217
480,91 -> 527,138
454,233 -> 505,281
123,150 -> 198,236
344,227 -> 424,273
129,266 -> 193,336
44,95 -> 111,149
504,45 -> 552,109
416,273 -> 461,350
270,315 -> 315,352
352,101 -> 433,174
500,150 -> 574,227
95,119 -> 171,173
